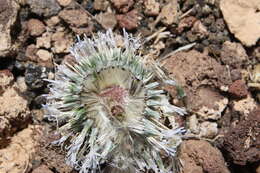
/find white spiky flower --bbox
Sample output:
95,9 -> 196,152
44,30 -> 186,173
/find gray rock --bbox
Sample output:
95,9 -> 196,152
27,0 -> 61,17
0,0 -> 19,57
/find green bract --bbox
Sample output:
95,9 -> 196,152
44,30 -> 186,173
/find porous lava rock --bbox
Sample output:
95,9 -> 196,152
163,50 -> 231,114
179,140 -> 230,173
223,108 -> 260,165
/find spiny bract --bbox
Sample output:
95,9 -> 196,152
44,30 -> 186,173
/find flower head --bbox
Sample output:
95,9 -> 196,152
44,30 -> 186,173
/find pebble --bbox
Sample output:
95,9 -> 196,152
0,0 -> 19,57
36,32 -> 52,49
96,12 -> 117,30
188,114 -> 199,134
230,69 -> 242,81
51,31 -> 73,53
0,69 -> 14,88
228,80 -> 248,98
177,16 -> 197,33
181,0 -> 195,12
223,108 -> 260,165
202,14 -> 215,26
215,18 -> 225,31
144,0 -> 160,16
200,121 -> 218,138
186,31 -> 198,42
59,9 -> 89,27
220,41 -> 248,68
111,0 -> 134,13
233,95 -> 257,116
25,44 -> 38,61
27,0 -> 61,17
25,64 -> 47,89
16,77 -> 27,93
179,140 -> 230,173
201,5 -> 212,16
160,0 -> 180,26
45,16 -> 60,27
36,49 -> 53,67
93,0 -> 110,11
27,19 -> 46,36
116,10 -> 140,30
191,20 -> 208,38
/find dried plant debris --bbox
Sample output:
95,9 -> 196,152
44,30 -> 187,173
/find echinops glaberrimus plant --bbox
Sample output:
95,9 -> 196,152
44,30 -> 186,173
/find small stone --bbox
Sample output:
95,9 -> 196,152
96,12 -> 117,30
51,31 -> 73,53
186,31 -> 198,42
0,126 -> 43,173
27,0 -> 61,17
175,36 -> 189,45
26,44 -> 38,61
116,10 -> 140,30
191,20 -> 208,38
93,0 -> 110,11
223,108 -> 260,165
249,64 -> 260,85
215,18 -> 226,32
0,0 -> 19,57
200,121 -> 218,138
0,70 -> 14,88
36,49 -> 53,67
228,80 -> 248,98
201,4 -> 212,16
220,41 -> 248,68
16,77 -> 27,93
48,72 -> 55,80
179,140 -> 230,173
220,0 -> 260,46
32,164 -> 53,173
188,114 -> 199,134
160,0 -> 180,25
233,94 -> 257,116
230,69 -> 242,81
27,19 -> 46,36
253,47 -> 260,61
195,90 -> 228,120
45,16 -> 60,27
144,0 -> 160,16
56,0 -> 71,6
59,9 -> 89,27
177,16 -> 197,33
25,64 -> 48,89
202,14 -> 215,26
111,0 -> 134,13
0,84 -> 31,141
36,32 -> 52,49
181,0 -> 195,12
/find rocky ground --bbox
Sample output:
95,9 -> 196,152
0,0 -> 259,173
